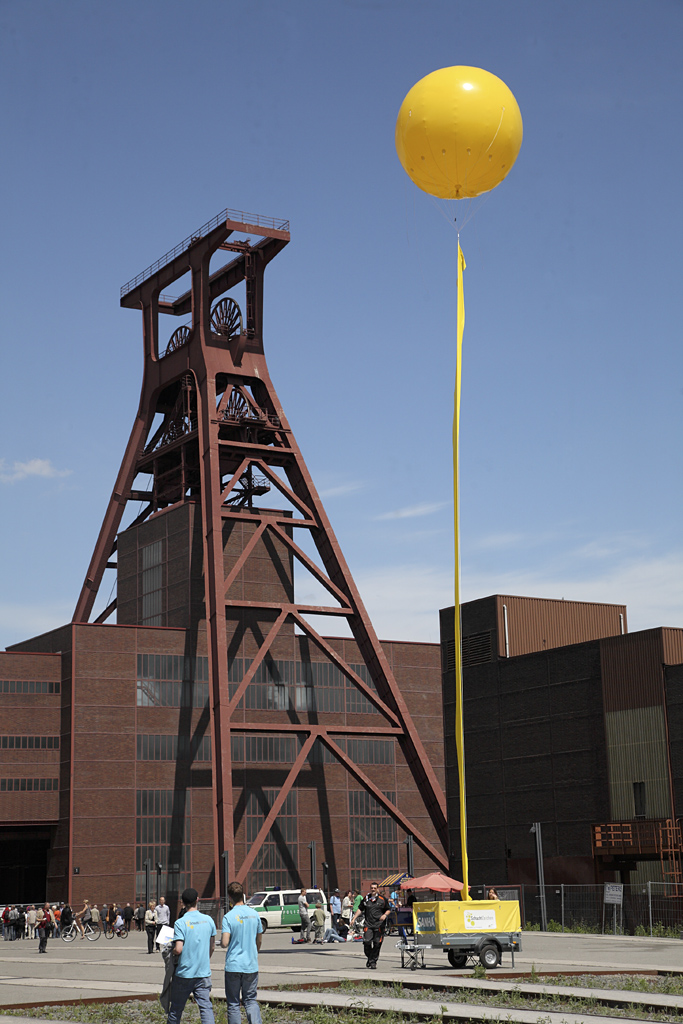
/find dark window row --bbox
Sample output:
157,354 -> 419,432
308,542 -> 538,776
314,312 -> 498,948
0,680 -> 60,694
136,734 -> 211,762
312,737 -> 395,765
0,777 -> 58,792
0,736 -> 59,750
229,734 -> 396,766
137,654 -> 209,683
228,658 -> 378,714
231,734 -> 297,764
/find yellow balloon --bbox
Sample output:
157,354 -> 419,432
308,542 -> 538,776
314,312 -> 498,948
395,66 -> 523,199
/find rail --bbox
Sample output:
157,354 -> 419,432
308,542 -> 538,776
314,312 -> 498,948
592,819 -> 664,855
120,208 -> 290,299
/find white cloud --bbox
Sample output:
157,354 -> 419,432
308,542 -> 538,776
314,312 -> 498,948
463,553 -> 683,633
375,501 -> 447,521
329,550 -> 683,644
318,481 -> 363,499
0,458 -> 72,484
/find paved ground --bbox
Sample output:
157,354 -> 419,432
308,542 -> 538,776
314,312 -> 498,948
0,927 -> 682,1010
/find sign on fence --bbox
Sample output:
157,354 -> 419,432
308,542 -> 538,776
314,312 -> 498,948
604,883 -> 623,905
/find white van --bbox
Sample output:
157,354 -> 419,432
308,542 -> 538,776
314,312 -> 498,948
246,888 -> 328,932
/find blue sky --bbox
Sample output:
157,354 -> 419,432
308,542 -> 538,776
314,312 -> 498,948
0,0 -> 681,647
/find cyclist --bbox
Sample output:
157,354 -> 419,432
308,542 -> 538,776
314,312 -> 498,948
75,900 -> 93,939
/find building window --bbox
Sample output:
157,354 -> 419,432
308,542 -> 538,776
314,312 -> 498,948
231,735 -> 297,764
349,790 -> 398,891
136,734 -> 211,761
136,654 -> 209,708
0,778 -> 58,791
136,789 -> 191,901
309,737 -> 395,765
633,780 -> 647,819
0,736 -> 60,750
245,789 -> 298,892
141,540 -> 164,626
0,680 -> 60,694
227,658 -> 378,714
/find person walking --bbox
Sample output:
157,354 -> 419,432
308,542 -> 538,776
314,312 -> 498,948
89,904 -> 100,932
53,905 -> 61,937
341,891 -> 353,930
135,903 -> 145,932
312,902 -> 325,943
123,903 -> 134,932
297,888 -> 311,942
221,880 -> 263,1024
351,882 -> 391,969
101,903 -> 109,935
330,889 -> 341,931
37,903 -> 51,953
155,895 -> 170,949
145,901 -> 157,953
166,887 -> 216,1024
26,905 -> 36,940
107,903 -> 118,935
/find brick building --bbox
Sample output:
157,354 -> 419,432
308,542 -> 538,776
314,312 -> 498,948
0,501 -> 445,907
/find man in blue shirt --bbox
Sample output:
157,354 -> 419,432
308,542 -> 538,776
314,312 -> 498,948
221,881 -> 263,1024
168,887 -> 216,1024
330,889 -> 341,930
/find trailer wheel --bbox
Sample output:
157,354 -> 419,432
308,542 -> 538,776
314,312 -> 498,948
447,950 -> 468,968
479,943 -> 500,969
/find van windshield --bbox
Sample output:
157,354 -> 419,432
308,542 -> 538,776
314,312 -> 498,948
247,893 -> 266,906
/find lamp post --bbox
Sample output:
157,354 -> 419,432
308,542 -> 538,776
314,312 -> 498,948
221,851 -> 230,911
156,861 -> 163,904
144,859 -> 152,909
404,834 -> 415,877
530,823 -> 547,930
308,841 -> 316,888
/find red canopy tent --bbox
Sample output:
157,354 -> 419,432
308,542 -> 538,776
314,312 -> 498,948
399,871 -> 464,892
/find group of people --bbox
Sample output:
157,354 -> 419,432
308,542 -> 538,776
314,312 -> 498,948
164,879 -> 399,1024
2,904 -> 61,946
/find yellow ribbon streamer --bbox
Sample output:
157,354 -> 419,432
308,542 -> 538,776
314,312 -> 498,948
453,240 -> 470,900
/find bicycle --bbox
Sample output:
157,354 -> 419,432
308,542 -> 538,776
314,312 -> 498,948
61,920 -> 100,942
104,922 -> 128,939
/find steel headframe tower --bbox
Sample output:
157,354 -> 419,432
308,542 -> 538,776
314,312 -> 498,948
73,208 -> 448,897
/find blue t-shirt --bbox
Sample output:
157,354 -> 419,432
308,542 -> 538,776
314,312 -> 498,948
222,904 -> 263,974
173,910 -> 216,978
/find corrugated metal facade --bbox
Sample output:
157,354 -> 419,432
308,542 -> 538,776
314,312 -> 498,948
494,595 -> 626,658
604,706 -> 671,819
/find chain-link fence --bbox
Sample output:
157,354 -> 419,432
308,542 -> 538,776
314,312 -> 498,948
477,882 -> 683,936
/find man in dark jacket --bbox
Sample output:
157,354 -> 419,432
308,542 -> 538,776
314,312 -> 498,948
351,883 -> 391,969
123,903 -> 135,932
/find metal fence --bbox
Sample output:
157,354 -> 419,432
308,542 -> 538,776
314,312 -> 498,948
475,882 -> 683,936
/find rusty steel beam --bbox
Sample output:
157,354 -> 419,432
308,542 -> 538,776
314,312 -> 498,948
235,732 -> 317,884
318,733 -> 449,871
82,207 -> 448,900
290,610 -> 400,725
226,609 -> 290,717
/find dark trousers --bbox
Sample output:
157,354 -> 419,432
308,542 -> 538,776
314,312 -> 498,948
38,927 -> 48,953
363,925 -> 384,965
146,924 -> 157,953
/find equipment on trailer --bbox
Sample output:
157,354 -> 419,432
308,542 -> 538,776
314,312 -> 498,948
396,899 -> 522,970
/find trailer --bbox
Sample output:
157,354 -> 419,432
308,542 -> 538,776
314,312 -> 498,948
398,899 -> 522,970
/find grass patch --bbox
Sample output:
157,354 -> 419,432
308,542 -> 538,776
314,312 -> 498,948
0,1000 -> 440,1024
